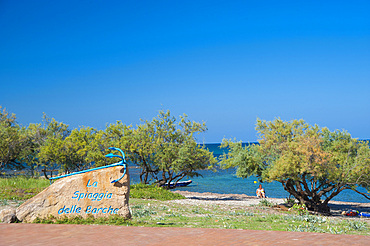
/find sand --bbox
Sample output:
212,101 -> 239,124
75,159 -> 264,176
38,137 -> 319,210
171,190 -> 370,216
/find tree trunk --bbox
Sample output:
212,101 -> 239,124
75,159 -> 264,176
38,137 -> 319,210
282,179 -> 332,214
42,168 -> 50,180
304,200 -> 331,214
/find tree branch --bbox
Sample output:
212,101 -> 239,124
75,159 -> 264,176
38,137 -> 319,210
350,188 -> 370,200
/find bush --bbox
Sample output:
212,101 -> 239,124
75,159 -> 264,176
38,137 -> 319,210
284,197 -> 295,207
259,199 -> 274,207
346,220 -> 367,231
289,203 -> 309,215
130,183 -> 185,201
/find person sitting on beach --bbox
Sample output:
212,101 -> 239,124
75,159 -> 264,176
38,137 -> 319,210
256,184 -> 266,198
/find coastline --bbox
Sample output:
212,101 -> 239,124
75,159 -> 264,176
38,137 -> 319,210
171,190 -> 370,216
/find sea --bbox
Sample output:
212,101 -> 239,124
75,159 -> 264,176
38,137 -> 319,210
129,143 -> 370,203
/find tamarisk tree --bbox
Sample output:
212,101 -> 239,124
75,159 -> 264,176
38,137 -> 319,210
103,120 -> 158,183
0,106 -> 26,170
220,118 -> 370,214
152,110 -> 216,188
110,110 -> 217,187
39,126 -> 105,174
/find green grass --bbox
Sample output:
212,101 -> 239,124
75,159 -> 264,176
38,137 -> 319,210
33,214 -> 137,226
0,176 -> 50,200
32,199 -> 370,235
1,177 -> 369,235
129,199 -> 369,234
258,198 -> 275,207
130,183 -> 185,200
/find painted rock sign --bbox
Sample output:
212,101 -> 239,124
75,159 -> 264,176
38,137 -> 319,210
16,148 -> 131,222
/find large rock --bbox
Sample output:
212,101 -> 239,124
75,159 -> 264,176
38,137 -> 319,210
16,166 -> 130,222
0,206 -> 17,223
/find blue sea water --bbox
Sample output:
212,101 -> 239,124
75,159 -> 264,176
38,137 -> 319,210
129,143 -> 370,203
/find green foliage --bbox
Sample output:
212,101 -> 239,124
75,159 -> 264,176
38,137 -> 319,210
131,207 -> 157,218
258,199 -> 274,207
0,106 -> 27,170
151,111 -> 215,187
106,110 -> 217,186
285,215 -> 368,234
24,115 -> 72,175
346,220 -> 367,231
0,199 -> 9,206
19,123 -> 47,176
0,176 -> 49,189
34,214 -> 134,226
228,211 -> 254,216
106,121 -> 158,183
287,223 -> 329,233
39,126 -> 89,172
220,118 -> 370,213
130,183 -> 185,200
285,214 -> 327,224
0,107 -> 111,177
290,203 -> 309,215
0,110 -> 74,176
0,107 -> 215,186
219,140 -> 264,182
2,176 -> 365,236
37,115 -> 116,175
29,196 -> 370,235
284,197 -> 296,206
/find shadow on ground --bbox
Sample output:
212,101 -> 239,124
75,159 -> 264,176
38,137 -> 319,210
329,202 -> 370,215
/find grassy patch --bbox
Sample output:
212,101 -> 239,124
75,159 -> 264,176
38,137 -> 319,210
26,197 -> 370,235
128,199 -> 368,234
33,214 -> 140,226
130,183 -> 185,200
128,199 -> 369,234
2,177 -> 369,235
0,177 -> 50,200
31,200 -> 370,235
258,199 -> 275,207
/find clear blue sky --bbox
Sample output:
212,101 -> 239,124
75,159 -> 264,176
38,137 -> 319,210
1,0 -> 369,143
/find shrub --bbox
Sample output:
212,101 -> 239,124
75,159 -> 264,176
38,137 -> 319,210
289,203 -> 308,215
346,220 -> 367,231
284,197 -> 296,207
259,199 -> 274,207
131,208 -> 157,218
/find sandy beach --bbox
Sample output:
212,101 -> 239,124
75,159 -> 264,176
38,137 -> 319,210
171,190 -> 370,217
